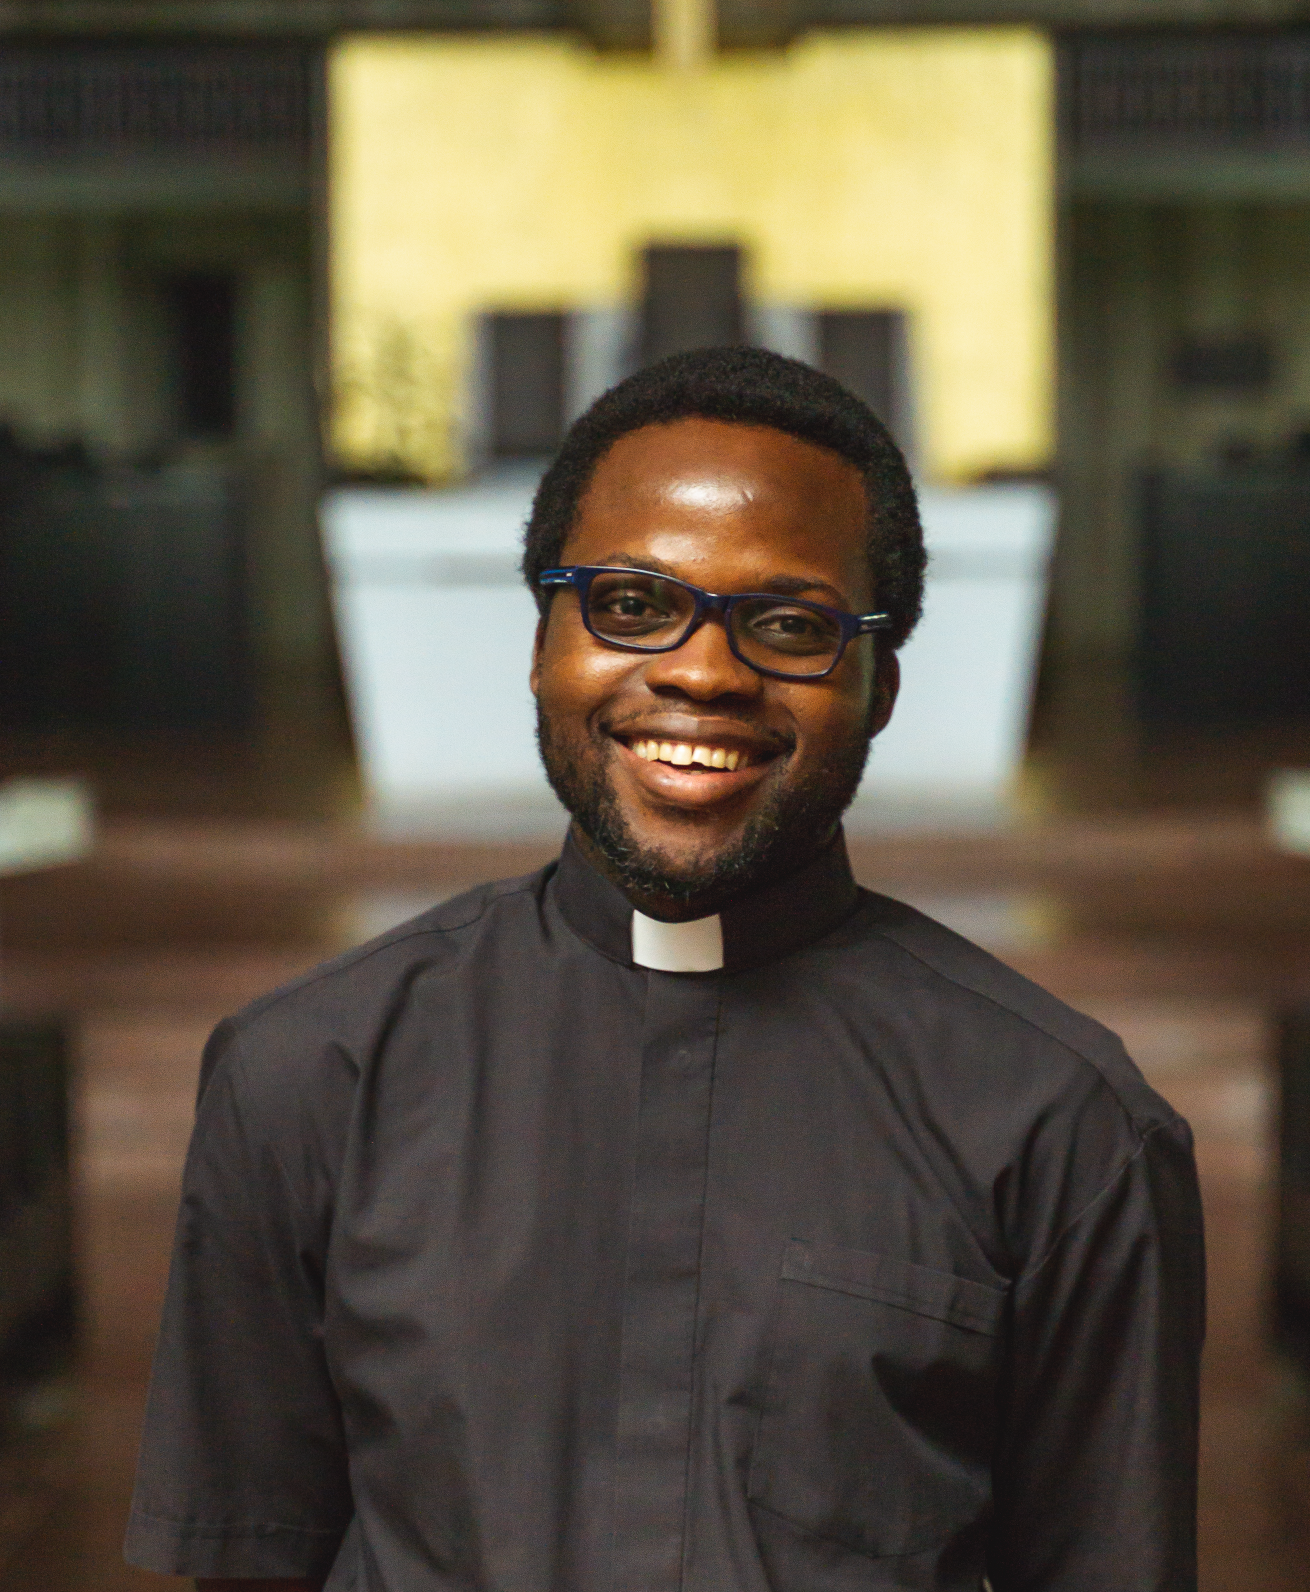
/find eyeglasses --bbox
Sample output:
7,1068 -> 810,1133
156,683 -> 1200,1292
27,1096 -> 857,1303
537,565 -> 892,681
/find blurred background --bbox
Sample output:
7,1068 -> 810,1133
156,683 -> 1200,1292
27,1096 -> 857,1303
1,1 -> 1310,1586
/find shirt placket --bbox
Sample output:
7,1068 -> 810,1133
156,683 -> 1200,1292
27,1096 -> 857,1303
612,971 -> 721,1592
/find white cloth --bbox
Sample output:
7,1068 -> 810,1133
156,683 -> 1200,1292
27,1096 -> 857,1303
630,910 -> 724,973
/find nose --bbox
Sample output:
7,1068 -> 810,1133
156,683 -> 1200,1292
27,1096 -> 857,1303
640,612 -> 763,702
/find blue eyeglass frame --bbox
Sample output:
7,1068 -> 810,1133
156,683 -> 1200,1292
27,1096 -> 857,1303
537,565 -> 893,681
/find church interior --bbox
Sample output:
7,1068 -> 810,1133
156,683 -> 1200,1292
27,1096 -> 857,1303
3,5 -> 1310,1587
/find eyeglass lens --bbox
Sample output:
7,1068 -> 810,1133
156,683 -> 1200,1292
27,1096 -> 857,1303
583,570 -> 844,677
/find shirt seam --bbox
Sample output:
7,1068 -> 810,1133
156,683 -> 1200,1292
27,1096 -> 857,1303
679,983 -> 725,1589
608,972 -> 651,1580
1013,1128 -> 1166,1287
234,875 -> 543,1025
129,1506 -> 342,1538
225,1024 -> 320,1264
789,1271 -> 1002,1333
747,1495 -> 939,1562
868,917 -> 1179,1138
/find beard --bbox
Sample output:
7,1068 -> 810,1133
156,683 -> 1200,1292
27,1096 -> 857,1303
536,701 -> 874,917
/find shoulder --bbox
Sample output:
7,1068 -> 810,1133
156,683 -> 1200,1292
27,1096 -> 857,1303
241,864 -> 544,1028
820,890 -> 1194,1270
201,864 -> 552,1119
846,889 -> 1177,1134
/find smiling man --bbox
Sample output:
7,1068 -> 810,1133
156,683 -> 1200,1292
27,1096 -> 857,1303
127,348 -> 1204,1592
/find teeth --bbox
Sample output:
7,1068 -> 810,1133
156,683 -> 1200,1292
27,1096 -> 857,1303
631,738 -> 747,769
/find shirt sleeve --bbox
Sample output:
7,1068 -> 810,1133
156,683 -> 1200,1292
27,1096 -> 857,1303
124,1018 -> 352,1579
987,1114 -> 1205,1591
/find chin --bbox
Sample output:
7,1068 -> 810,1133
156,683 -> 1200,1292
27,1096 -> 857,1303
623,822 -> 747,886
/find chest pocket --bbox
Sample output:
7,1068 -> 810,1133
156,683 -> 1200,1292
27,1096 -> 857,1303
747,1239 -> 1007,1560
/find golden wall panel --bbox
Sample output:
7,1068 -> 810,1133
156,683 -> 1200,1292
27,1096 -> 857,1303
330,29 -> 1052,482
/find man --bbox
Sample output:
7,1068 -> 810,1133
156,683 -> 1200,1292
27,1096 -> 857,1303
127,347 -> 1204,1592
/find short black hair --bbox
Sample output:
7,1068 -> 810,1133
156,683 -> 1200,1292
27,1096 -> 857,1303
521,344 -> 925,648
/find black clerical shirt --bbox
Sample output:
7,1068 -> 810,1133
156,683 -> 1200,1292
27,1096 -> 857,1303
126,832 -> 1204,1591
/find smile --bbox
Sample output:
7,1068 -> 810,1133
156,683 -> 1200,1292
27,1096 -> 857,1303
631,740 -> 746,771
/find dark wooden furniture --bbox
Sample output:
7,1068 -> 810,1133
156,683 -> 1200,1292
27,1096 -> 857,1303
640,245 -> 744,368
0,1020 -> 73,1366
1137,468 -> 1310,731
488,312 -> 567,457
1276,1004 -> 1310,1369
0,453 -> 252,737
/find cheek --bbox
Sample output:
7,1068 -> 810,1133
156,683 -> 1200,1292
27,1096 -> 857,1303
786,652 -> 876,748
536,613 -> 638,719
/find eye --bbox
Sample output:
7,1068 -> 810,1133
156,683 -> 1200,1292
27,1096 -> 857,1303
739,601 -> 841,655
586,576 -> 686,638
760,610 -> 823,637
602,589 -> 663,620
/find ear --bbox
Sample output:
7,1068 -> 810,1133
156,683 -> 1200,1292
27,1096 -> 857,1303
529,614 -> 548,698
868,646 -> 900,739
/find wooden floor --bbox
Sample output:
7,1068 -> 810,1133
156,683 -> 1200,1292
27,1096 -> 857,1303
2,806 -> 1310,1588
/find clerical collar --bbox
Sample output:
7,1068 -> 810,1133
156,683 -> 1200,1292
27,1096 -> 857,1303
551,827 -> 860,975
630,909 -> 724,972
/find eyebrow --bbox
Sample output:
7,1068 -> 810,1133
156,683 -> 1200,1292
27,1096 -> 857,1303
591,553 -> 854,610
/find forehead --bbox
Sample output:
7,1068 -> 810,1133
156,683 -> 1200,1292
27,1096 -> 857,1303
565,417 -> 871,590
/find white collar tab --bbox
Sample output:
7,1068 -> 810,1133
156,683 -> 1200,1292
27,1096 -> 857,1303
631,909 -> 724,973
